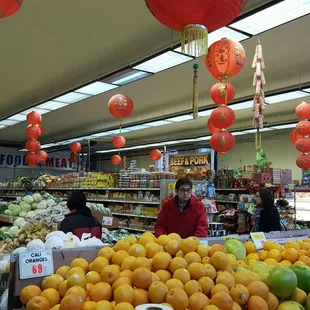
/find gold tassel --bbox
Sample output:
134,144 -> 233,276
192,64 -> 199,119
181,24 -> 208,57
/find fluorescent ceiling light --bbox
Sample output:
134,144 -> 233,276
197,136 -> 211,141
231,101 -> 253,111
243,128 -> 273,134
198,110 -> 213,117
125,125 -> 151,131
230,0 -> 310,35
0,119 -> 20,126
38,101 -> 69,110
265,91 -> 309,104
41,143 -> 59,149
302,87 -> 310,93
0,125 -> 7,129
144,120 -> 172,127
76,82 -> 118,95
166,115 -> 192,122
271,123 -> 297,129
106,129 -> 131,135
133,51 -> 193,73
232,131 -> 247,136
54,92 -> 91,104
21,108 -> 50,115
103,68 -> 151,86
8,114 -> 26,122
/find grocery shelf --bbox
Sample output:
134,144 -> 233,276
118,226 -> 155,233
214,200 -> 239,204
88,198 -> 159,205
112,212 -> 157,219
216,188 -> 249,191
0,187 -> 160,191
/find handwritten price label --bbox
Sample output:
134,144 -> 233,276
102,216 -> 113,226
250,232 -> 267,250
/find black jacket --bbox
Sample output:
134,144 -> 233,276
259,206 -> 282,232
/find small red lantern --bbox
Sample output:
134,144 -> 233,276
70,152 -> 77,164
296,120 -> 310,137
210,82 -> 235,105
108,94 -> 133,118
38,124 -> 44,136
150,149 -> 162,161
70,142 -> 82,153
25,139 -> 40,153
296,101 -> 310,120
25,153 -> 40,167
205,38 -> 246,80
26,125 -> 41,139
0,0 -> 23,18
290,130 -> 302,145
112,135 -> 126,149
37,150 -> 48,162
296,138 -> 310,153
210,130 -> 235,153
207,118 -> 220,134
296,154 -> 310,170
210,106 -> 235,129
26,111 -> 42,125
111,155 -> 122,166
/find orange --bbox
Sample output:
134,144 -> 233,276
114,283 -> 134,304
175,250 -> 184,257
112,276 -> 132,292
210,252 -> 229,270
59,280 -> 68,298
67,267 -> 85,279
132,267 -> 153,290
204,264 -> 216,280
230,284 -> 249,306
20,285 -> 42,305
152,272 -> 160,283
101,265 -> 120,284
89,282 -> 112,302
202,257 -> 211,265
264,258 -> 279,266
114,239 -> 131,252
180,238 -> 198,254
299,249 -> 308,256
50,305 -> 60,310
281,260 -> 292,267
124,236 -> 138,245
234,271 -> 250,287
204,306 -> 220,310
196,245 -> 209,258
209,244 -> 227,257
244,241 -> 256,255
237,260 -> 248,269
173,268 -> 191,284
299,255 -> 310,266
247,281 -> 269,300
291,287 -> 307,305
113,302 -> 134,310
211,284 -> 229,296
267,292 -> 279,310
98,247 -> 115,262
184,252 -> 201,264
210,292 -> 233,310
215,271 -> 235,289
132,257 -> 152,271
95,301 -> 113,310
167,233 -> 182,243
285,241 -> 300,250
132,288 -> 149,307
165,239 -> 181,256
188,292 -> 209,310
148,281 -> 169,303
156,269 -> 172,283
188,262 -> 206,280
165,278 -> 184,290
184,280 -> 202,296
65,286 -> 87,302
120,269 -> 133,279
121,256 -> 136,271
157,235 -> 170,246
152,252 -> 172,271
59,294 -> 83,310
86,283 -> 94,295
263,241 -> 274,251
232,302 -> 242,310
127,243 -> 146,257
246,253 -> 259,262
293,261 -> 306,266
86,271 -> 101,284
301,242 -> 310,250
112,250 -> 130,266
258,250 -> 270,261
139,235 -> 155,246
267,249 -> 282,262
198,276 -> 214,296
40,288 -> 60,307
247,295 -> 268,310
145,242 -> 160,258
71,258 -> 89,273
56,266 -> 70,279
170,257 -> 188,273
67,274 -> 87,289
83,301 -> 97,310
91,257 -> 109,274
227,254 -> 238,271
166,288 -> 189,310
41,274 -> 64,291
26,296 -> 50,310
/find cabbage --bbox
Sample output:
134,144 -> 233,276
8,226 -> 19,235
37,201 -> 47,210
13,217 -> 26,228
20,203 -> 31,212
8,204 -> 19,211
31,202 -> 37,210
46,199 -> 56,208
23,195 -> 34,204
0,227 -> 8,232
19,201 -> 27,207
32,193 -> 42,203
10,206 -> 21,216
4,210 -> 12,216
25,211 -> 34,218
27,239 -> 45,251
19,211 -> 27,218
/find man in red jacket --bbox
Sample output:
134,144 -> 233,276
155,178 -> 208,238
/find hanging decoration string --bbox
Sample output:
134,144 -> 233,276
192,63 -> 199,119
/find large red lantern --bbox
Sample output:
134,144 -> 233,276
290,130 -> 302,145
0,0 -> 23,18
108,94 -> 133,118
145,0 -> 247,56
207,118 -> 220,134
37,150 -> 48,162
296,138 -> 310,153
296,120 -> 310,137
112,136 -> 126,149
70,142 -> 82,153
205,38 -> 246,80
296,154 -> 310,170
296,101 -> 310,120
210,82 -> 235,105
26,125 -> 41,139
150,149 -> 162,161
25,139 -> 40,153
210,130 -> 235,153
26,111 -> 42,125
111,155 -> 122,166
210,106 -> 235,129
25,153 -> 40,167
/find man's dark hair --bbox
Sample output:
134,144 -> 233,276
67,191 -> 87,211
175,178 -> 193,190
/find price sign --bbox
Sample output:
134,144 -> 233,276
19,250 -> 54,280
102,216 -> 113,226
250,232 -> 267,250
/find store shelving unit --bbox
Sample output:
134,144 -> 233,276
293,186 -> 310,226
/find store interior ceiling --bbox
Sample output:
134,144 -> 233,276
0,0 -> 310,154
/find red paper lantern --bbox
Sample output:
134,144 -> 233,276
112,136 -> 126,149
25,153 -> 40,167
70,152 -> 77,163
26,111 -> 42,125
205,38 -> 246,80
37,150 -> 48,162
150,149 -> 162,161
0,0 -> 23,18
207,118 -> 220,134
296,154 -> 310,170
210,106 -> 235,129
296,101 -> 310,120
210,130 -> 235,153
25,139 -> 40,153
111,155 -> 122,166
290,130 -> 302,145
38,124 -> 44,136
26,125 -> 41,139
210,82 -> 235,105
108,94 -> 133,118
296,120 -> 310,136
296,138 -> 310,153
70,142 -> 82,153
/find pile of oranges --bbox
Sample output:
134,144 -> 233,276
19,232 -> 310,310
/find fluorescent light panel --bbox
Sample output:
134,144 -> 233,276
271,123 -> 297,129
230,0 -> 310,35
0,119 -> 20,126
265,91 -> 309,104
125,125 -> 151,131
102,68 -> 151,86
54,92 -> 91,104
232,131 -> 247,136
144,120 -> 172,127
21,108 -> 50,115
198,110 -> 213,117
7,114 -> 26,121
231,101 -> 253,111
77,81 -> 118,95
166,115 -> 192,122
302,87 -> 310,93
38,101 -> 69,110
243,128 -> 273,134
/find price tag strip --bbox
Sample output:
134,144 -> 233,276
102,216 -> 113,226
250,232 -> 267,250
19,249 -> 54,279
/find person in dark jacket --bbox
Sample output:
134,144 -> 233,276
60,191 -> 102,239
155,178 -> 208,238
256,188 -> 281,232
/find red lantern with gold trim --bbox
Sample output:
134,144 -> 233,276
210,82 -> 235,105
207,119 -> 220,134
296,138 -> 310,153
150,149 -> 162,161
111,155 -> 122,166
112,135 -> 126,149
25,139 -> 40,153
296,154 -> 310,170
205,38 -> 246,80
0,0 -> 23,18
290,130 -> 302,145
296,120 -> 310,137
26,125 -> 41,139
108,94 -> 133,118
296,101 -> 310,120
210,106 -> 235,129
26,111 -> 41,125
25,153 -> 40,167
70,142 -> 82,153
37,150 -> 48,162
210,130 -> 235,153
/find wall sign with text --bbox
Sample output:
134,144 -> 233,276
170,154 -> 210,166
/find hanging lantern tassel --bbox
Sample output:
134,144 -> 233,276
192,63 -> 199,119
182,24 -> 208,57
122,156 -> 127,170
163,146 -> 167,172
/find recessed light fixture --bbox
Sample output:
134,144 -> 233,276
76,81 -> 119,96
38,101 -> 69,110
265,91 -> 309,104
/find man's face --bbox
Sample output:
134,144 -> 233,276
177,185 -> 192,202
